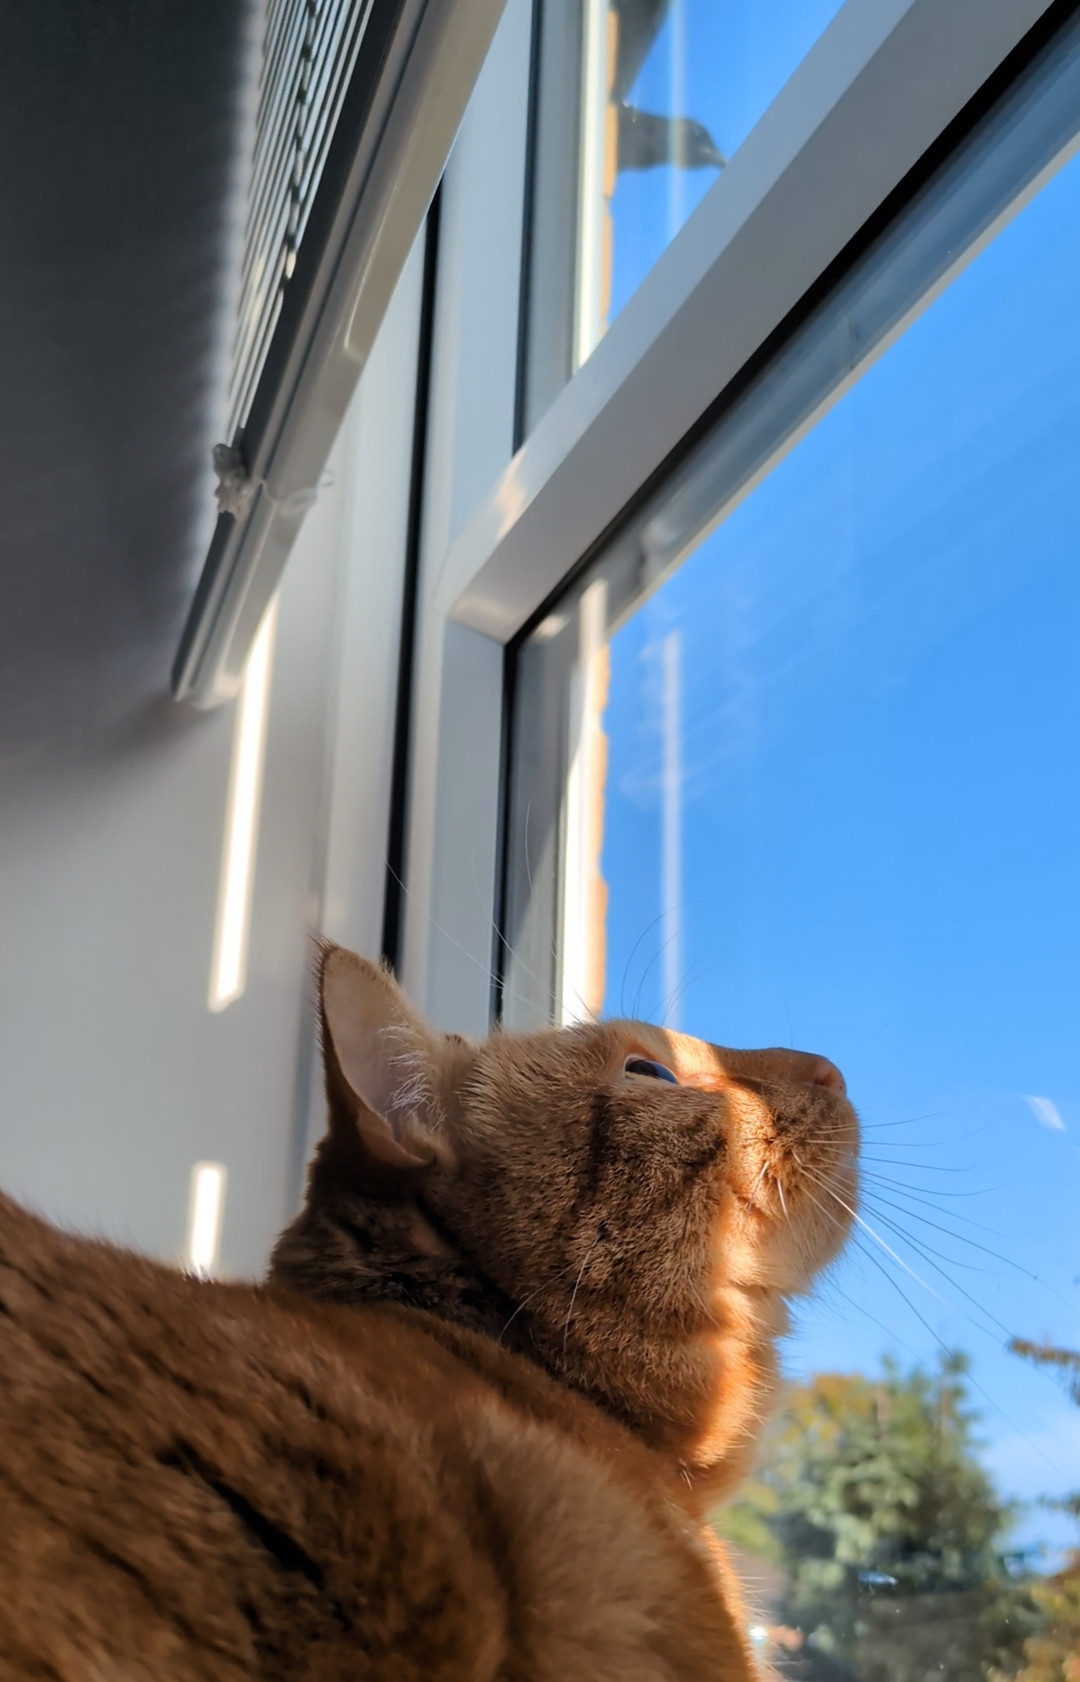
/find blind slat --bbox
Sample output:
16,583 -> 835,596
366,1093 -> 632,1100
227,0 -> 376,438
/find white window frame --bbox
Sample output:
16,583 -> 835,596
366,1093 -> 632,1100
397,0 -> 1061,1034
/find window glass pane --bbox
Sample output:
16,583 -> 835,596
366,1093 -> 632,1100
506,21 -> 1080,1674
523,0 -> 844,431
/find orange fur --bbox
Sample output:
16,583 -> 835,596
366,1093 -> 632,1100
0,944 -> 859,1679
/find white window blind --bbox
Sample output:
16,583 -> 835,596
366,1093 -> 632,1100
230,0 -> 377,438
172,0 -> 507,709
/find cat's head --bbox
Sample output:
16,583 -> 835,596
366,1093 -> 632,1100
271,945 -> 858,1493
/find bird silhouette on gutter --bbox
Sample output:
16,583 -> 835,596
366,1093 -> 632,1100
611,0 -> 726,174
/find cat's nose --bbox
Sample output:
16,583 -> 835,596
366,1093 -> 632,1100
803,1055 -> 846,1094
707,1045 -> 847,1095
766,1049 -> 847,1093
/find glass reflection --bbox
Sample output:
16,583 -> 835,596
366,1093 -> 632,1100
593,119 -> 1080,1682
524,0 -> 845,429
507,20 -> 1080,1675
589,0 -> 844,342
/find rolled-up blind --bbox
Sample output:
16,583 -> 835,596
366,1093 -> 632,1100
229,0 -> 375,438
173,0 -> 507,708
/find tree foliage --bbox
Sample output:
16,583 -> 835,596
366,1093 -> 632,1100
716,1353 -> 1037,1682
992,1340 -> 1080,1682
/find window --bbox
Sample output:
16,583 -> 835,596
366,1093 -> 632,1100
497,3 -> 1080,1666
391,2 -> 1080,1673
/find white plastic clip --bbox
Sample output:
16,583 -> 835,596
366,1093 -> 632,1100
212,442 -> 320,524
212,442 -> 259,522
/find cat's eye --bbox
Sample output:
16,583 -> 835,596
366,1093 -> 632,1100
623,1056 -> 678,1084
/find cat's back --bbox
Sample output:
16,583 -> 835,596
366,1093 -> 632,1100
0,1193 -> 746,1682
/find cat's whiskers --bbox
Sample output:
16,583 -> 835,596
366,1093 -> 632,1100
799,1149 -> 1080,1344
795,1162 -> 1058,1418
619,910 -> 669,1018
746,1161 -> 770,1209
854,1190 -> 1014,1340
795,1160 -> 947,1308
803,1209 -> 1065,1477
859,1168 -> 990,1200
773,1155 -> 830,1278
497,1281 -> 549,1345
686,1272 -> 721,1327
860,1186 -> 1005,1273
791,1171 -> 852,1250
800,1159 -> 992,1327
562,1242 -> 598,1362
859,1177 -> 1080,1325
658,957 -> 721,1033
383,855 -> 542,1021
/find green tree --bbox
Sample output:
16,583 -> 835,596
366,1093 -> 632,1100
994,1341 -> 1080,1682
716,1353 -> 1036,1682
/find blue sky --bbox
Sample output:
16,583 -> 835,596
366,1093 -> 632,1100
598,4 -> 1080,1559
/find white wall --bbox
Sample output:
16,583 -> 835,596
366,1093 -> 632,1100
0,241 -> 422,1279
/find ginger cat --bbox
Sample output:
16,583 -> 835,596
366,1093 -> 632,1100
0,944 -> 858,1681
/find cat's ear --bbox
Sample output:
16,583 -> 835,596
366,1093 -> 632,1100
318,944 -> 441,1187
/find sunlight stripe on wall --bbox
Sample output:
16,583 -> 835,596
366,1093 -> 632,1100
207,598 -> 278,1012
186,1161 -> 227,1277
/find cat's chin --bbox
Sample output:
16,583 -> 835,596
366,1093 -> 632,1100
714,1084 -> 859,1297
722,1194 -> 855,1300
